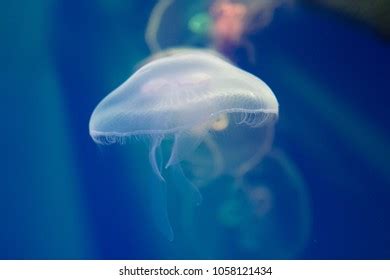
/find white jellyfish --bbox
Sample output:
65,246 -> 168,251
89,49 -> 278,239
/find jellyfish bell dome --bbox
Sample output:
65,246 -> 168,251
89,49 -> 278,181
134,47 -> 231,70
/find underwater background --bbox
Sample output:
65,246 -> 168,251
1,0 -> 389,259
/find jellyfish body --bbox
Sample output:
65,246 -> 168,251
89,49 -> 278,239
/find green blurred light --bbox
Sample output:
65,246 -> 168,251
218,199 -> 245,227
188,12 -> 211,35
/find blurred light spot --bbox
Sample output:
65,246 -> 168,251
218,199 -> 244,227
188,13 -> 212,35
211,0 -> 248,45
248,186 -> 272,217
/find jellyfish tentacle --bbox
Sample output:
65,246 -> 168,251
149,135 -> 165,181
147,173 -> 174,241
165,129 -> 206,169
148,135 -> 174,240
169,163 -> 202,206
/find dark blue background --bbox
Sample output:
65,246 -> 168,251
1,1 -> 389,259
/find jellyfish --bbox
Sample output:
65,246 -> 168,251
146,0 -> 291,62
192,149 -> 310,259
235,149 -> 311,258
89,49 -> 278,239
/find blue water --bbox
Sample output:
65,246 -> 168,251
1,1 -> 389,259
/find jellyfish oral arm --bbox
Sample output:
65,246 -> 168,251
165,129 -> 207,169
169,163 -> 203,206
149,135 -> 165,182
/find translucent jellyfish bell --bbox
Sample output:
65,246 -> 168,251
90,49 -> 277,177
89,49 -> 278,238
